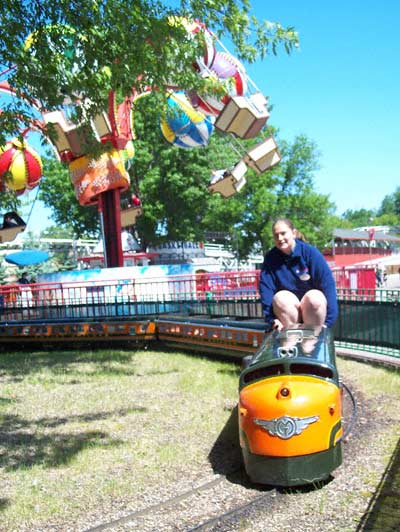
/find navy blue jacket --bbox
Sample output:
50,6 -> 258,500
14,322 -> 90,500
259,239 -> 338,328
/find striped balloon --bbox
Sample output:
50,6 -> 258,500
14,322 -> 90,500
160,92 -> 214,149
0,138 -> 43,194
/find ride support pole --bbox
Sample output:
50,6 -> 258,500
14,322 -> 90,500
98,189 -> 124,268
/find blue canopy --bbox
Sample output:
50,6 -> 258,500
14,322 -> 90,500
4,250 -> 49,266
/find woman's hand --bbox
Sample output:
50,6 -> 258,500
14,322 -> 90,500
272,319 -> 284,331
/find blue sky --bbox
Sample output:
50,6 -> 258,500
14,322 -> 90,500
245,0 -> 399,215
5,0 -> 400,232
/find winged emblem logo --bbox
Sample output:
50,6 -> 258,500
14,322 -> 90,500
253,415 -> 319,439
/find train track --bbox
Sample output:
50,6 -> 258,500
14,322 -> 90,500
83,384 -> 358,532
84,470 -> 285,532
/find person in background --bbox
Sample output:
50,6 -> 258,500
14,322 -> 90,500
18,272 -> 30,285
259,218 -> 338,333
375,268 -> 382,288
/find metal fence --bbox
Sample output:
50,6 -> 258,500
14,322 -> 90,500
334,287 -> 400,358
0,272 -> 399,359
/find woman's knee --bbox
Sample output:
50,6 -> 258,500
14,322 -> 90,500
301,290 -> 327,312
273,290 -> 300,310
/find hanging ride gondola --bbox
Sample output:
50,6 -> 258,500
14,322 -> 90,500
0,211 -> 26,243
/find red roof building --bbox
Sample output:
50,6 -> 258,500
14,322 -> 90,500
323,228 -> 400,268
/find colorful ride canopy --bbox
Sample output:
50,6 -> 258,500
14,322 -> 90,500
69,149 -> 130,206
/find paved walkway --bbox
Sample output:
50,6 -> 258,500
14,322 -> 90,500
336,346 -> 400,368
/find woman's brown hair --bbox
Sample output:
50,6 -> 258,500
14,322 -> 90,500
272,218 -> 307,242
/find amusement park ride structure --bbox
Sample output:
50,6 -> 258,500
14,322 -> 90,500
0,20 -> 282,268
0,211 -> 26,244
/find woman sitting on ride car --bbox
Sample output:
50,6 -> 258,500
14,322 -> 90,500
259,218 -> 338,333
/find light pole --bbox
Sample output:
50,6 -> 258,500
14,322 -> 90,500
368,226 -> 375,262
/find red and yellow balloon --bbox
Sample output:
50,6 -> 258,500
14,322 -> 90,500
0,138 -> 43,194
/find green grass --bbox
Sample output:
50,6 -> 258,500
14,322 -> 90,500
0,349 -> 399,531
338,358 -> 400,420
0,348 -> 240,531
337,358 -> 400,396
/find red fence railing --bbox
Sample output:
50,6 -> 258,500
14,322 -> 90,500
0,267 -> 387,318
0,271 -> 259,316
